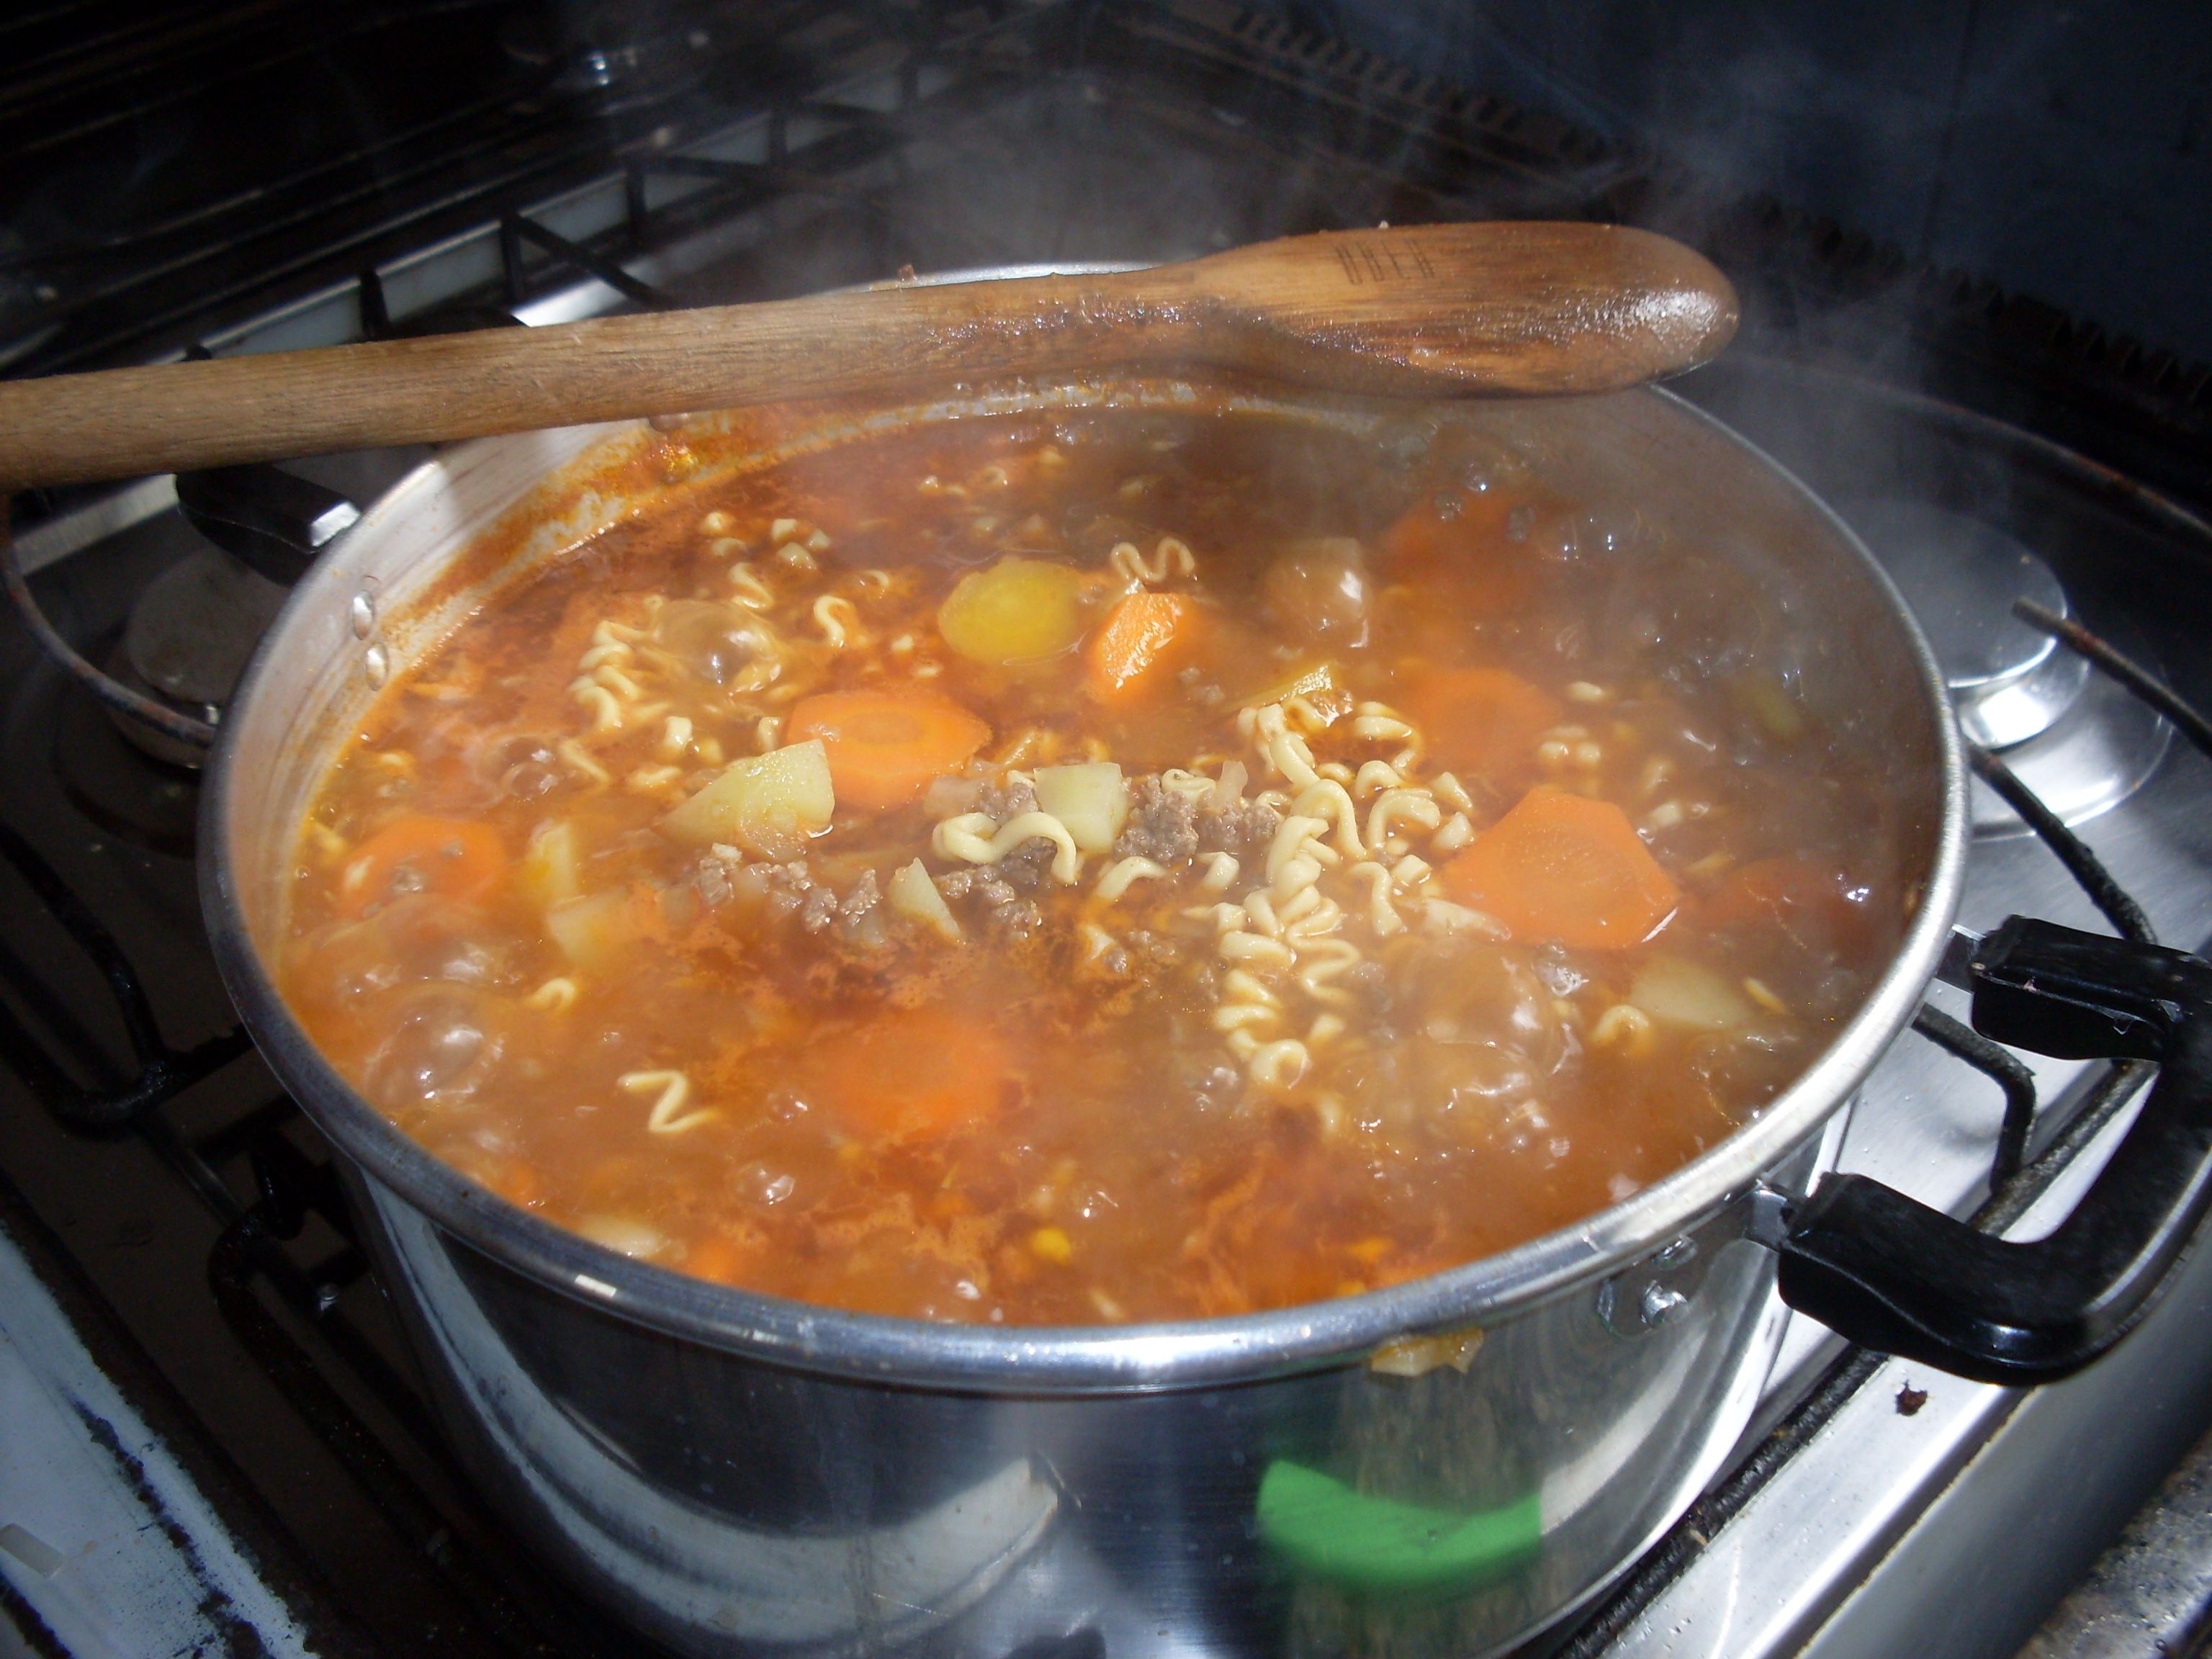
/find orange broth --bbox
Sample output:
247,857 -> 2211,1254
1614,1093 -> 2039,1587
278,408 -> 1907,1324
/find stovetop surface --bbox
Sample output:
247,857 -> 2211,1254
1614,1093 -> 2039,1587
6,5 -> 2212,1658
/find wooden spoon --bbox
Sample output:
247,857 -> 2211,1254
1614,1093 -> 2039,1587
0,221 -> 1735,491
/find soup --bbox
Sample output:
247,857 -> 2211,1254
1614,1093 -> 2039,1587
278,403 -> 1907,1325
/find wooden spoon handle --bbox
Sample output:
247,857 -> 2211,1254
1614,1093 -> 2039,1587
0,222 -> 1735,490
0,283 -> 1153,492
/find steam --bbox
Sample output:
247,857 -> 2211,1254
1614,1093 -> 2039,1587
1245,2 -> 2211,370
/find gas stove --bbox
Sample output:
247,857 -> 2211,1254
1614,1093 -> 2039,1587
4,5 -> 2212,1658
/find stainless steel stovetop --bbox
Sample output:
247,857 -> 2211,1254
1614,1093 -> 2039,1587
4,6 -> 2212,1658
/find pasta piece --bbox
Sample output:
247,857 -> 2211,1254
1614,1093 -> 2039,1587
622,1070 -> 718,1136
1242,703 -> 1323,792
1264,814 -> 1334,886
1347,861 -> 1406,936
729,565 -> 776,609
1220,932 -> 1298,968
1295,938 -> 1364,1009
558,739 -> 611,786
1094,856 -> 1169,902
1365,788 -> 1442,851
1591,1004 -> 1656,1053
931,811 -> 1082,884
1197,852 -> 1241,892
811,595 -> 866,649
526,978 -> 580,1013
1289,781 -> 1368,860
1106,536 -> 1197,587
1246,1039 -> 1310,1092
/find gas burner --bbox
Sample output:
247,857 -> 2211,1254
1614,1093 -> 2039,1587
36,655 -> 202,856
499,6 -> 713,115
1845,502 -> 2087,747
106,546 -> 286,768
1842,498 -> 2170,835
1969,665 -> 2176,835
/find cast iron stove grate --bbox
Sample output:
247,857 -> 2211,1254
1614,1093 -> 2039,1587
6,3 -> 2212,1655
12,0 -> 2209,516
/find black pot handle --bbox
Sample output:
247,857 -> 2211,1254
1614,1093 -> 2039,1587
176,463 -> 359,586
1774,916 -> 2212,1385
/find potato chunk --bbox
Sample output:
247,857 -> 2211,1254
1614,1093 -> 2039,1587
547,889 -> 637,969
1629,956 -> 1753,1030
660,739 -> 834,858
1033,762 -> 1128,853
518,820 -> 582,907
887,858 -> 962,940
936,557 -> 1088,665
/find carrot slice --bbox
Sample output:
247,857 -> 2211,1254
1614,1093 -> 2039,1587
335,814 -> 505,920
786,689 -> 991,811
1443,787 -> 1679,950
683,1234 -> 753,1286
1378,490 -> 1539,617
1382,492 -> 1509,565
1702,855 -> 1879,953
811,1007 -> 1011,1139
1404,667 -> 1563,783
1087,591 -> 1204,703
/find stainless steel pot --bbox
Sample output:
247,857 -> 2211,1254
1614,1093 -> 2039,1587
202,373 -> 1973,1658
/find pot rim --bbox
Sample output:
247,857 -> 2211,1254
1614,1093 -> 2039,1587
202,380 -> 1969,1394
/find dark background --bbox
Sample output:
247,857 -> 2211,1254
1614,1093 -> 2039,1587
1259,0 -> 2212,367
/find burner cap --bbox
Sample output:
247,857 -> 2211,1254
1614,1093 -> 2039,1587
1843,500 -> 2090,749
107,546 -> 287,765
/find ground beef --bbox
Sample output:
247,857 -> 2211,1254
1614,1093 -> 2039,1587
797,884 -> 840,934
993,838 -> 1058,892
931,864 -> 1043,935
693,850 -> 739,909
755,860 -> 878,940
975,872 -> 1043,938
758,861 -> 819,920
1195,796 -> 1280,861
838,868 -> 881,919
1125,928 -> 1184,968
974,776 -> 1039,821
1071,922 -> 1200,1014
1114,775 -> 1281,865
1114,777 -> 1200,863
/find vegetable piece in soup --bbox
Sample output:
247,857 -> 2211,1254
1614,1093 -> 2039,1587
279,407 -> 1909,1324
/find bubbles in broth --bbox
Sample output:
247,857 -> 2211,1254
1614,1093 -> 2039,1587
279,404 -> 1907,1323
